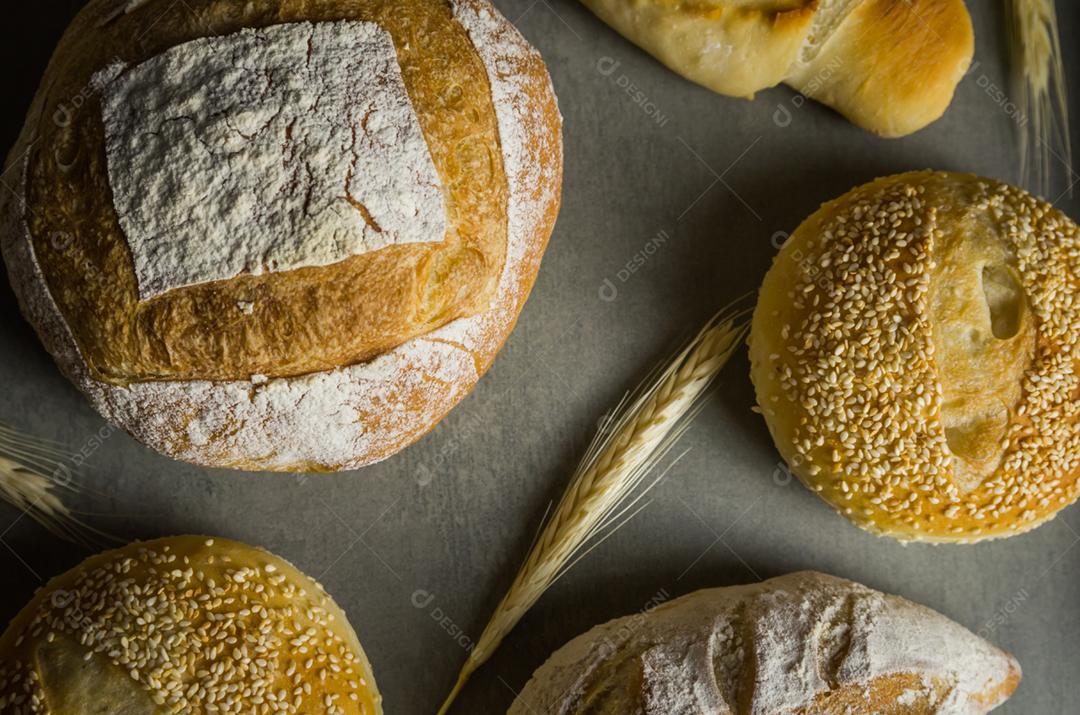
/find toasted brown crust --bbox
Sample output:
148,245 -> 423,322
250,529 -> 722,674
0,536 -> 382,714
795,669 -> 1021,714
750,171 -> 1080,542
19,0 -> 508,383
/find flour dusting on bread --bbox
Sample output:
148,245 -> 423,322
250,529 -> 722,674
0,2 -> 561,471
511,572 -> 1019,715
436,0 -> 563,349
101,21 -> 445,300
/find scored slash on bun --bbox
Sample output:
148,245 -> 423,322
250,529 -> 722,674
580,0 -> 974,137
510,571 -> 1020,714
750,171 -> 1080,542
0,0 -> 562,471
0,535 -> 381,714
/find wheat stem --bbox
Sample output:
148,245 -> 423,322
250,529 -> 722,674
435,305 -> 749,715
0,423 -> 107,545
1009,0 -> 1073,198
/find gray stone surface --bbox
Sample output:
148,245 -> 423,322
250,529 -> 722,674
1,2 -> 1078,713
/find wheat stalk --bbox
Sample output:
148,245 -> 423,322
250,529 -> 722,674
1009,0 -> 1073,198
435,305 -> 749,715
0,422 -> 102,544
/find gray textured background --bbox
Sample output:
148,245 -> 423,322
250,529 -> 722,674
2,1 -> 1078,713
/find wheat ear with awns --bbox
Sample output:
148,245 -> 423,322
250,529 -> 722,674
435,305 -> 749,714
1009,0 -> 1072,198
0,422 -> 99,544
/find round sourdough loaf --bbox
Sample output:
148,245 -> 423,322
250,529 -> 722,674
751,171 -> 1080,542
1,0 -> 562,471
510,571 -> 1020,714
0,535 -> 382,714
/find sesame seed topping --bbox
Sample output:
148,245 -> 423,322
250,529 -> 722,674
758,173 -> 1080,541
0,537 -> 376,714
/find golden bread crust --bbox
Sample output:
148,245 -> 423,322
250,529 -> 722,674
21,0 -> 507,383
787,0 -> 974,138
1,0 -> 562,470
750,171 -> 1080,542
581,0 -> 817,98
0,536 -> 382,714
579,0 -> 973,136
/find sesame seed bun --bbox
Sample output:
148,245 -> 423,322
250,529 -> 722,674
0,536 -> 381,713
750,171 -> 1080,543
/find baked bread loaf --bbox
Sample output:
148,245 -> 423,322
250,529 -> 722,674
580,0 -> 973,137
0,535 -> 381,714
510,571 -> 1020,714
750,171 -> 1080,542
1,0 -> 562,471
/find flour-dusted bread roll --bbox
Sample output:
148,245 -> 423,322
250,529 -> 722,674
1,0 -> 562,471
510,572 -> 1020,714
581,0 -> 973,137
0,536 -> 381,714
750,171 -> 1080,542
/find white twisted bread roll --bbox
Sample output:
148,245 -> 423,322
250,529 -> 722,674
581,0 -> 973,137
0,536 -> 381,714
750,171 -> 1080,542
1,0 -> 562,471
509,571 -> 1020,714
